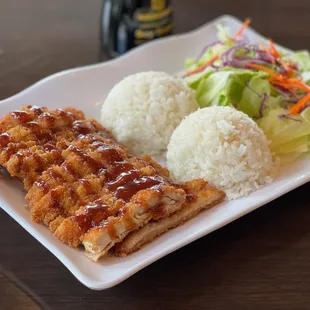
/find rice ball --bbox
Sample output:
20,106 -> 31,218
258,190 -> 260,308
101,71 -> 198,156
167,106 -> 274,199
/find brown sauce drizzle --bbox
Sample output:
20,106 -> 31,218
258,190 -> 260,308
38,112 -> 56,127
72,200 -> 111,233
25,121 -> 40,130
107,171 -> 165,202
68,186 -> 79,205
68,145 -> 102,172
47,169 -> 65,181
50,189 -> 60,209
56,140 -> 68,150
10,107 -> 77,148
44,143 -> 56,151
3,144 -> 17,158
97,144 -> 123,164
63,161 -> 80,179
67,140 -> 167,203
58,109 -> 75,125
50,149 -> 62,162
106,170 -> 141,192
15,151 -> 25,171
29,106 -> 44,116
57,109 -> 70,118
32,152 -> 43,168
67,143 -> 123,175
11,110 -> 33,123
21,121 -> 54,142
72,120 -> 94,135
106,162 -> 134,181
36,179 -> 49,194
4,109 -> 169,227
115,176 -> 164,202
79,179 -> 92,193
0,133 -> 10,147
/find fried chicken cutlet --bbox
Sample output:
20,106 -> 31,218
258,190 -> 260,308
0,105 -> 109,189
114,179 -> 225,256
0,106 -> 225,262
27,134 -> 186,252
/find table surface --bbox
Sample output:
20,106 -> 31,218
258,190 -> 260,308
1,0 -> 310,309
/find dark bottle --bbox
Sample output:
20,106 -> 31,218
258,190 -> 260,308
101,0 -> 173,58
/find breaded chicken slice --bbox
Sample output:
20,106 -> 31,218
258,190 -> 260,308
82,183 -> 185,261
0,106 -> 108,189
114,179 -> 225,256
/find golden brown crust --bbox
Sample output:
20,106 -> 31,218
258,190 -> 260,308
140,155 -> 170,177
0,106 -> 106,189
0,106 -> 225,262
114,179 -> 225,257
82,185 -> 186,261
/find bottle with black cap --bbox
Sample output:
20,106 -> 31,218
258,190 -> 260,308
101,0 -> 173,58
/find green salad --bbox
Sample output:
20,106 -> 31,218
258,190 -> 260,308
184,19 -> 310,164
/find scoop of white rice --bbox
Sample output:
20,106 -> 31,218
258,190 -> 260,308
167,106 -> 274,199
100,71 -> 198,156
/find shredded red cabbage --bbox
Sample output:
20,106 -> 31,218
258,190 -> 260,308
274,84 -> 292,95
256,51 -> 276,63
189,37 -> 307,120
218,42 -> 278,70
196,40 -> 223,60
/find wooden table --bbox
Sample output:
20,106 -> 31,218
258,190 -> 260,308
1,1 -> 310,309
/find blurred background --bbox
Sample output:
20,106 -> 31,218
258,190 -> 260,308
0,0 -> 309,100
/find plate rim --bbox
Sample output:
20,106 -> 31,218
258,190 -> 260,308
1,14 -> 306,290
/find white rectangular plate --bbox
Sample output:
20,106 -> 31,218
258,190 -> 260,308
1,15 -> 310,290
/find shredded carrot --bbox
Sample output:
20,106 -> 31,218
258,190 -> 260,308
269,76 -> 303,85
290,84 -> 310,92
271,80 -> 309,92
246,63 -> 277,75
247,63 -> 310,104
281,60 -> 290,71
289,92 -> 310,114
260,40 -> 295,77
184,17 -> 309,115
185,54 -> 219,77
268,39 -> 280,58
232,18 -> 251,40
260,39 -> 280,59
269,75 -> 310,91
186,18 -> 251,77
265,39 -> 297,78
259,43 -> 276,64
284,67 -> 295,78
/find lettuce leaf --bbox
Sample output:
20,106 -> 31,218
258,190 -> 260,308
184,66 -> 214,88
257,108 -> 310,148
237,76 -> 270,118
194,69 -> 265,108
183,24 -> 310,166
